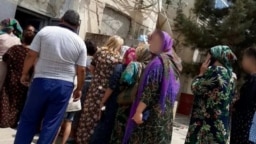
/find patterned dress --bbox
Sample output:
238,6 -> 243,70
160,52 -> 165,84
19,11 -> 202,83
76,50 -> 121,144
0,45 -> 30,128
185,66 -> 235,144
90,64 -> 126,144
129,61 -> 174,144
231,75 -> 256,144
110,62 -> 143,144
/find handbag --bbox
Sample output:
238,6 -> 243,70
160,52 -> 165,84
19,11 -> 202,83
66,98 -> 82,112
117,63 -> 142,105
249,112 -> 256,143
66,76 -> 82,112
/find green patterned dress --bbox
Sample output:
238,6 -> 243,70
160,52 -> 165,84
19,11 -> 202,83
185,66 -> 235,144
129,61 -> 174,144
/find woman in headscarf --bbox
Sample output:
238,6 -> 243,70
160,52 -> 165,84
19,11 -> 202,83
76,35 -> 124,144
110,44 -> 152,144
185,45 -> 237,144
0,18 -> 22,90
90,48 -> 136,144
123,30 -> 182,144
231,47 -> 256,144
0,27 -> 34,128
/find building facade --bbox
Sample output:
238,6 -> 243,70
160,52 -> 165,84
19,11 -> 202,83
1,0 -> 159,41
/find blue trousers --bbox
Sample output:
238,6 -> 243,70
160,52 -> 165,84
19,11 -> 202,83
14,78 -> 74,144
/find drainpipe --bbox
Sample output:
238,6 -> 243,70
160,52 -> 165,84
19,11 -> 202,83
158,0 -> 162,13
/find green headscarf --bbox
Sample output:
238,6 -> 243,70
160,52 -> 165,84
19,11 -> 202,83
210,45 -> 237,76
0,18 -> 23,38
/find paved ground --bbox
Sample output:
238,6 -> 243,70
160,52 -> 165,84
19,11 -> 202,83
0,114 -> 189,144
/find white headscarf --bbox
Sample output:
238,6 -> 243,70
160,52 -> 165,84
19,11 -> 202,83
120,46 -> 130,57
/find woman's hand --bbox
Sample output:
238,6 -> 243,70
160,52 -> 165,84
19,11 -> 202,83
132,112 -> 143,125
199,56 -> 211,76
20,74 -> 30,87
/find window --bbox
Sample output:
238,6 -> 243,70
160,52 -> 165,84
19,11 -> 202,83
215,0 -> 229,9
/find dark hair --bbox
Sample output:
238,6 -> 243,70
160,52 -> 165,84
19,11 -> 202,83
23,33 -> 35,45
62,10 -> 80,26
85,39 -> 97,56
244,47 -> 256,59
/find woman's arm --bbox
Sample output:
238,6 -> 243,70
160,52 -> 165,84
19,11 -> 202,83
133,64 -> 161,124
191,66 -> 219,96
100,64 -> 124,107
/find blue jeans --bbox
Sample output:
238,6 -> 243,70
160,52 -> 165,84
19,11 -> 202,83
14,78 -> 74,144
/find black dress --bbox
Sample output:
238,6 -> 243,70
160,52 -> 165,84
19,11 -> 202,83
231,75 -> 256,144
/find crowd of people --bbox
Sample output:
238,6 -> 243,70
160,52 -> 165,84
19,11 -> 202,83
0,9 -> 255,144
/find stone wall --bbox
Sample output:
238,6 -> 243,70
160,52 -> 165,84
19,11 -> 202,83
101,7 -> 131,38
85,32 -> 110,47
78,0 -> 159,39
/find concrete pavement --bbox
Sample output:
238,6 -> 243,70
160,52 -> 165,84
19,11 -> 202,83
0,114 -> 189,144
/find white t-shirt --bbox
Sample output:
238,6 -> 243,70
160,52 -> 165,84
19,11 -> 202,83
86,56 -> 93,67
31,26 -> 87,82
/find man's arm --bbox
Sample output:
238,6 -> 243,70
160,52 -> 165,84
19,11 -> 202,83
76,65 -> 86,91
73,41 -> 87,101
73,65 -> 86,102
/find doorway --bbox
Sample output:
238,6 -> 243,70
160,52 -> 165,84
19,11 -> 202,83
15,7 -> 50,32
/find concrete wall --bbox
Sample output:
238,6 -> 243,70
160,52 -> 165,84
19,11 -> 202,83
78,0 -> 159,39
101,7 -> 131,38
1,0 -> 159,40
17,0 -> 69,17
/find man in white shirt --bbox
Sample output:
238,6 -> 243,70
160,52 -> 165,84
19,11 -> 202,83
14,10 -> 87,144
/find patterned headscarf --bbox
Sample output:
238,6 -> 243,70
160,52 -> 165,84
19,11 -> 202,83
123,48 -> 136,65
0,18 -> 23,38
210,45 -> 237,76
136,44 -> 151,64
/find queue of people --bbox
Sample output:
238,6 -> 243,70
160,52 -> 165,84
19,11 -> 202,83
0,9 -> 255,144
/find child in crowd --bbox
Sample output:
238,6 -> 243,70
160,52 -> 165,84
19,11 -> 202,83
53,77 -> 81,144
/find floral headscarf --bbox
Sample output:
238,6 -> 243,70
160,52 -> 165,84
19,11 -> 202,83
123,48 -> 136,65
0,18 -> 23,38
135,44 -> 151,64
210,45 -> 237,76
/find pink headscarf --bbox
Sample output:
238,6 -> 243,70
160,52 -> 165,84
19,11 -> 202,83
123,48 -> 136,65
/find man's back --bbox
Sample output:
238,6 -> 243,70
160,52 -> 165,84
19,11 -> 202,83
31,26 -> 87,82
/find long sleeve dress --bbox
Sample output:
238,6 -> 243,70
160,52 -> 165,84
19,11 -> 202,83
76,50 -> 121,144
0,45 -> 31,128
185,66 -> 236,144
90,63 -> 126,144
129,61 -> 174,144
231,75 -> 256,144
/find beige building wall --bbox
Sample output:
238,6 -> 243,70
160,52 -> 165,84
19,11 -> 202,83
78,0 -> 159,39
5,0 -> 159,40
